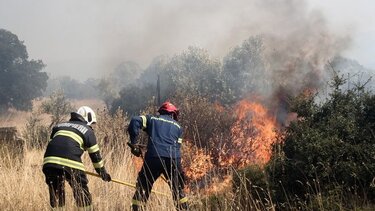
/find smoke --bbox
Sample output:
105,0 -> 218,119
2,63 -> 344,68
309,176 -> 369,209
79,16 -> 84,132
96,0 -> 351,71
259,1 -> 351,124
205,0 -> 351,125
2,0 -> 353,80
108,0 -> 351,124
102,0 -> 352,118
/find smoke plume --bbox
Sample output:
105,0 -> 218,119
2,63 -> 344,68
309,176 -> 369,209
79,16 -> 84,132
97,0 -> 351,73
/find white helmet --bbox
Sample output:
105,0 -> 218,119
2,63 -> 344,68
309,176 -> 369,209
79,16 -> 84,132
77,106 -> 97,125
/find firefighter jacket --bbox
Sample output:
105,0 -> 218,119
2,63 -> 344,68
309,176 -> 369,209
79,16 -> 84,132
128,114 -> 183,159
43,112 -> 105,172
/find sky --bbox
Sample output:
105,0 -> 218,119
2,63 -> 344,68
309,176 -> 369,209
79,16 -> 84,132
0,0 -> 374,80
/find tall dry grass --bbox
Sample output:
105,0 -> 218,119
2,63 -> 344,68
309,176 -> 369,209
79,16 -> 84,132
0,100 -> 177,210
0,145 -> 176,210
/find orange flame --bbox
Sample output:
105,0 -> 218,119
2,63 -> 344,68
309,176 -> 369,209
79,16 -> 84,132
229,99 -> 278,167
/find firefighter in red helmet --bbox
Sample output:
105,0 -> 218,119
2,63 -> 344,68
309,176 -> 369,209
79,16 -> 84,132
128,101 -> 188,210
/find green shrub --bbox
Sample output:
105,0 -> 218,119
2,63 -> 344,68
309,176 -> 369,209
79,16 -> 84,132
266,75 -> 375,209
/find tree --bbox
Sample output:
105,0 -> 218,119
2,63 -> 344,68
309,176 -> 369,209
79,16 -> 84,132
111,48 -> 227,115
163,47 -> 226,103
0,29 -> 48,111
110,61 -> 142,90
222,36 -> 268,104
111,84 -> 156,115
97,61 -> 142,110
45,76 -> 98,99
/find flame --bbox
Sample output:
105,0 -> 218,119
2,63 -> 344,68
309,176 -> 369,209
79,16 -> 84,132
182,141 -> 213,181
228,99 -> 278,167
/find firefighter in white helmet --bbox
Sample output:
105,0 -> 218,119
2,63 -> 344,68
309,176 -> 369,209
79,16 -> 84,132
42,106 -> 111,210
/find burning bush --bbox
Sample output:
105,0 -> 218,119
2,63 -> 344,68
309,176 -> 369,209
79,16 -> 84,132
228,99 -> 278,168
182,141 -> 213,181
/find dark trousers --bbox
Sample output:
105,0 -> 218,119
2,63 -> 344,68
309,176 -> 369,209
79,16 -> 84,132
43,167 -> 92,209
131,157 -> 188,210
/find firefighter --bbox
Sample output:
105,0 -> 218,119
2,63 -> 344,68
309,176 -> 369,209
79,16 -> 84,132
42,106 -> 111,210
128,101 -> 189,210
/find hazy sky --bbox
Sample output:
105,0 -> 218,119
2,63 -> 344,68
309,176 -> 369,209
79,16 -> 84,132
0,0 -> 374,80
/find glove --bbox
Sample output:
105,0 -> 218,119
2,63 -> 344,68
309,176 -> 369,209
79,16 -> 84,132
131,147 -> 142,157
127,142 -> 142,157
96,167 -> 111,182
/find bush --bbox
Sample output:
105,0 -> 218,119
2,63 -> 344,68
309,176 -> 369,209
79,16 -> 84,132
266,75 -> 375,208
22,111 -> 49,149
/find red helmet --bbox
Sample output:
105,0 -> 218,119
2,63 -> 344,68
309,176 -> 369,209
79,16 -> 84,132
158,101 -> 179,120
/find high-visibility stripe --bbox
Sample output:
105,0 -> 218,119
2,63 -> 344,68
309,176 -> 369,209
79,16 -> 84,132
53,130 -> 84,150
93,160 -> 104,168
178,138 -> 183,143
87,144 -> 99,153
131,199 -> 143,206
179,197 -> 188,203
44,156 -> 85,171
150,116 -> 181,129
140,115 -> 147,129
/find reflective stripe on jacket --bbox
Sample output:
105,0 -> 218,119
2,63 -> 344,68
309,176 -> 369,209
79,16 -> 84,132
43,119 -> 104,171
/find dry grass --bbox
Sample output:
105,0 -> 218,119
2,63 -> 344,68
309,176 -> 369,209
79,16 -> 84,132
0,145 -> 176,210
0,98 -> 106,131
0,99 -> 177,210
0,108 -> 32,131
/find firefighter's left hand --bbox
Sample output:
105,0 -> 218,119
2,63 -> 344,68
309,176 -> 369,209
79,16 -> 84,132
100,171 -> 111,182
96,167 -> 112,182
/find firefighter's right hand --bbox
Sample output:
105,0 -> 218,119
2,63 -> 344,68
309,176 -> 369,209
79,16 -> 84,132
131,147 -> 142,157
96,168 -> 112,182
127,142 -> 142,157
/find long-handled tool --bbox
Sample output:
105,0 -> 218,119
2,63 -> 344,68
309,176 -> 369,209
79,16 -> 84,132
85,171 -> 169,197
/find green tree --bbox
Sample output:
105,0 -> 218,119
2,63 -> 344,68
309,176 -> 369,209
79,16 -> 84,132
111,84 -> 156,115
0,29 -> 48,111
222,36 -> 268,104
164,47 -> 226,103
